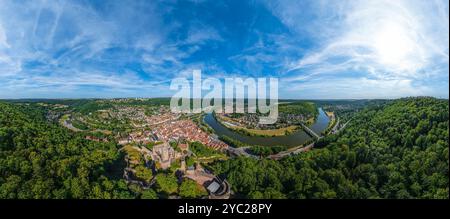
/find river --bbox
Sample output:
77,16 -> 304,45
204,108 -> 330,147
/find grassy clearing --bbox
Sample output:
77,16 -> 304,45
238,125 -> 299,136
122,145 -> 143,166
217,114 -> 299,137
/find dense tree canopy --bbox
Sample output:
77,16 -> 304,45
1,97 -> 448,199
0,102 -> 134,199
154,173 -> 178,196
212,97 -> 449,199
179,179 -> 208,198
141,189 -> 158,199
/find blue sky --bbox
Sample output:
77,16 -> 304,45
0,0 -> 448,99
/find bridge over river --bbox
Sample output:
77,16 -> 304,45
204,108 -> 330,148
299,122 -> 321,139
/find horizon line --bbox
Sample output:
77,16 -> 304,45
1,95 -> 448,101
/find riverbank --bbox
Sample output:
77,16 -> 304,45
221,122 -> 300,137
321,111 -> 337,135
214,113 -> 302,137
204,108 -> 331,148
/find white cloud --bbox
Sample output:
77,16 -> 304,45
266,0 -> 449,97
0,0 -> 175,97
290,1 -> 446,76
0,0 -> 447,99
185,25 -> 223,45
282,77 -> 432,99
0,23 -> 9,48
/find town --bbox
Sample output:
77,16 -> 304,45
42,98 -> 348,199
56,100 -> 231,199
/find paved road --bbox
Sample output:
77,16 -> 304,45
226,143 -> 315,160
268,143 -> 314,160
226,146 -> 259,159
268,118 -> 352,160
331,117 -> 340,133
62,119 -> 82,132
332,118 -> 351,134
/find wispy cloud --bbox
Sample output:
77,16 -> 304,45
0,0 -> 226,97
282,77 -> 434,99
0,0 -> 448,98
265,0 -> 449,98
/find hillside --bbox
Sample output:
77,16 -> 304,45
212,97 -> 449,198
279,101 -> 318,117
0,102 -> 135,199
1,97 -> 448,199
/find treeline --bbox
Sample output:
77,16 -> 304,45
279,101 -> 318,117
219,135 -> 246,148
249,146 -> 287,156
0,102 -> 136,199
321,116 -> 337,136
70,98 -> 170,114
190,141 -> 222,157
220,136 -> 292,156
212,97 -> 449,198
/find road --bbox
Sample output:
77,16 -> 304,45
268,143 -> 314,160
226,146 -> 259,159
332,118 -> 351,134
331,117 -> 340,134
62,119 -> 82,132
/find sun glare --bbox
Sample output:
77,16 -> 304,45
373,22 -> 416,70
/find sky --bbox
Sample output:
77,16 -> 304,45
0,0 -> 448,99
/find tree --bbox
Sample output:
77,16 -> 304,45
0,102 -> 136,199
185,156 -> 195,167
179,179 -> 208,198
141,189 -> 158,199
212,97 -> 449,199
135,165 -> 153,183
155,173 -> 178,195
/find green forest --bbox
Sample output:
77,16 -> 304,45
0,97 -> 448,199
212,97 -> 449,199
278,101 -> 318,117
0,102 -> 135,198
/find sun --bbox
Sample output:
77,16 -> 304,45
372,22 -> 417,71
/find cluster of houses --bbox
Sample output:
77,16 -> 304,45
152,119 -> 228,150
81,104 -> 227,151
117,119 -> 227,151
109,106 -> 147,122
142,112 -> 180,126
85,135 -> 109,142
118,129 -> 155,145
219,112 -> 308,129
276,113 -> 307,125
76,104 -> 232,198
